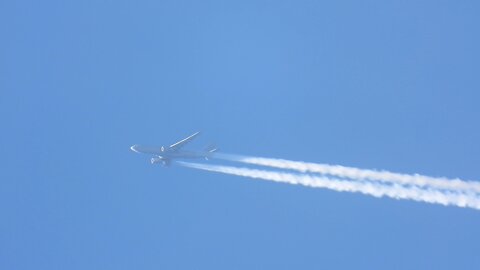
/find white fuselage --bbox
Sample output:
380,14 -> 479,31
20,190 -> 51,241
130,145 -> 213,165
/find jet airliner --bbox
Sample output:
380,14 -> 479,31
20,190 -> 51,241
130,132 -> 217,166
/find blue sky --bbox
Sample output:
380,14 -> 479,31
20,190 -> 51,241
1,0 -> 480,269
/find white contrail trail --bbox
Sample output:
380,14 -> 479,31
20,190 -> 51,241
179,161 -> 480,210
215,153 -> 480,193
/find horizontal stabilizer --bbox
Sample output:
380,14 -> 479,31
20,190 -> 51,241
204,144 -> 218,153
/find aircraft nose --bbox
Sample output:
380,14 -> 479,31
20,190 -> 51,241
130,145 -> 139,153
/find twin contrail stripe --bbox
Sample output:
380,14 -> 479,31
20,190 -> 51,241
215,153 -> 480,193
179,161 -> 480,210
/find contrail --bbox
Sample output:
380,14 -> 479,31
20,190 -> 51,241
179,161 -> 480,210
215,153 -> 480,193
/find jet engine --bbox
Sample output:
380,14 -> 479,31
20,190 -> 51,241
151,157 -> 162,164
151,156 -> 169,166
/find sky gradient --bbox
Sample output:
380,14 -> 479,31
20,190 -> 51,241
1,1 -> 480,269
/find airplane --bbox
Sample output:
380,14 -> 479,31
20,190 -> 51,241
130,132 -> 217,166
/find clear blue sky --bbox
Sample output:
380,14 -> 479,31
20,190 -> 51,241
1,1 -> 480,269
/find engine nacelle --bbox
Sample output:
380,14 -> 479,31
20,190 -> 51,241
151,156 -> 169,166
151,157 -> 162,164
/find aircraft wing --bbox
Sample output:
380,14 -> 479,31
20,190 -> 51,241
169,131 -> 200,151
